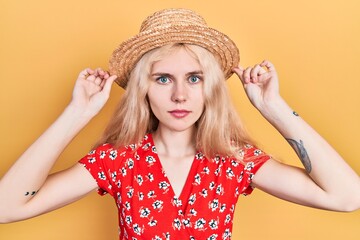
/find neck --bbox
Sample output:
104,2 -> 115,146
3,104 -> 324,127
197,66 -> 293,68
152,126 -> 196,158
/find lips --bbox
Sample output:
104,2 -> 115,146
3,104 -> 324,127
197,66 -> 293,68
168,109 -> 191,118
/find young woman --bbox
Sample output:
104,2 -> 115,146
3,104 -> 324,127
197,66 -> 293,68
0,8 -> 359,240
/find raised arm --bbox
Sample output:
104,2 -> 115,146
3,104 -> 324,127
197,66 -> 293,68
0,68 -> 116,223
233,61 -> 360,212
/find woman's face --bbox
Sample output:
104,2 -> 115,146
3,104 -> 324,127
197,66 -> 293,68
147,47 -> 205,133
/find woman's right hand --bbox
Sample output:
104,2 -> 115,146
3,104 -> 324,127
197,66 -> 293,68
70,68 -> 117,116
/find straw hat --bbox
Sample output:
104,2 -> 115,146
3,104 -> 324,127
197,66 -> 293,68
109,8 -> 240,88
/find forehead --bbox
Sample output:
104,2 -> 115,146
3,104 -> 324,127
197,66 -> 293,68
151,47 -> 202,73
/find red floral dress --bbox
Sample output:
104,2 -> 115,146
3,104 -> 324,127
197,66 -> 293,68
79,134 -> 270,240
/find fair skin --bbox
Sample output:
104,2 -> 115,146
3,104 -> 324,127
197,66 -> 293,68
0,49 -> 359,224
147,48 -> 205,197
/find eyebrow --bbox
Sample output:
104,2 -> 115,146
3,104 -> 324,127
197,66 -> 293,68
151,71 -> 203,78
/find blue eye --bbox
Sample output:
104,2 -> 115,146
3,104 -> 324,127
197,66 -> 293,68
189,75 -> 201,83
157,76 -> 170,84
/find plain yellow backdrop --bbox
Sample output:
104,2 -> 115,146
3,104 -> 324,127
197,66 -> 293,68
0,0 -> 359,239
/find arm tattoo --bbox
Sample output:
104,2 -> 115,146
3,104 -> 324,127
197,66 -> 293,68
292,111 -> 299,116
24,190 -> 38,197
286,139 -> 312,173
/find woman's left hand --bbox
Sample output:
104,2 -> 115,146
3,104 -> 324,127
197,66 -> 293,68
233,60 -> 281,112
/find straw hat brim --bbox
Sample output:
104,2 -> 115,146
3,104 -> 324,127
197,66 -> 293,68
109,25 -> 239,88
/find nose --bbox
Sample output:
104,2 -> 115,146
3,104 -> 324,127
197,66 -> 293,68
171,81 -> 187,103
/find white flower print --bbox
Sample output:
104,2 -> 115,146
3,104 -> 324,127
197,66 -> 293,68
207,234 -> 218,240
151,146 -> 157,153
199,188 -> 208,198
139,207 -> 151,218
97,171 -> 106,180
172,218 -> 182,230
142,142 -> 151,150
133,223 -> 143,235
152,200 -> 163,211
136,175 -> 144,186
195,152 -> 204,160
152,236 -> 162,240
235,187 -> 240,197
245,162 -> 255,171
125,215 -> 132,225
159,181 -> 170,192
137,192 -> 144,201
254,149 -> 262,156
147,190 -> 156,199
111,171 -> 117,182
194,174 -> 201,185
189,208 -> 197,216
148,218 -> 157,227
194,218 -> 206,230
147,173 -> 154,182
216,184 -> 224,196
248,173 -> 254,181
99,151 -> 106,159
224,214 -> 231,224
127,187 -> 134,198
182,218 -> 191,228
230,204 -> 235,213
214,167 -> 221,176
88,157 -> 96,164
124,201 -> 131,210
209,219 -> 219,230
188,193 -> 196,205
116,192 -> 122,202
163,232 -> 170,240
109,150 -> 117,160
222,228 -> 231,239
172,197 -> 182,207
237,171 -> 244,182
121,167 -> 127,177
178,209 -> 183,216
202,166 -> 210,174
220,204 -> 226,213
127,159 -> 134,169
209,181 -> 215,190
145,156 -> 156,166
231,159 -> 239,167
225,167 -> 235,179
209,199 -> 219,212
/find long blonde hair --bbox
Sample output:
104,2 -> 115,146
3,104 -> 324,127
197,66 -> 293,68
97,43 -> 253,159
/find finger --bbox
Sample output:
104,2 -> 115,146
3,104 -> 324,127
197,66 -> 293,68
94,76 -> 103,85
101,75 -> 117,93
86,75 -> 96,81
78,68 -> 94,79
250,64 -> 262,82
260,60 -> 275,72
232,66 -> 244,80
243,67 -> 252,83
96,68 -> 106,77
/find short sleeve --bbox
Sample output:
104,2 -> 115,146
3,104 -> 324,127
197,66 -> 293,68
78,144 -> 115,196
239,145 -> 271,196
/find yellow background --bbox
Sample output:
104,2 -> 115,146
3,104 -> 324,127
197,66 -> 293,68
1,0 -> 359,239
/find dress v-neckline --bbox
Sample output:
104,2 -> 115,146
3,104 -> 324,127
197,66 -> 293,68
149,133 -> 200,204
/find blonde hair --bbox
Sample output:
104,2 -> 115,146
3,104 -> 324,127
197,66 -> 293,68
97,43 -> 253,159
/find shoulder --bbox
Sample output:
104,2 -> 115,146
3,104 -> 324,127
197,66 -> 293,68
239,144 -> 271,163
